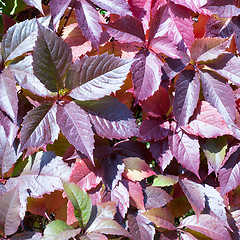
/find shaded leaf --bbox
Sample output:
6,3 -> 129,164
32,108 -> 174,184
63,181 -> 92,229
33,21 -> 72,92
20,102 -> 60,151
69,53 -> 133,101
77,96 -> 138,139
179,214 -> 231,240
10,232 -> 43,240
43,219 -> 81,240
23,0 -> 43,14
142,207 -> 176,230
173,69 -> 200,129
0,69 -> 18,122
56,102 -> 94,161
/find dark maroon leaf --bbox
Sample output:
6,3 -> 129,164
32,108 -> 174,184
75,0 -> 102,49
50,0 -> 72,25
127,210 -> 155,240
131,50 -> 163,101
0,70 -> 18,123
20,102 -> 60,151
201,0 -> 240,18
169,129 -> 200,178
179,214 -> 232,240
228,210 -> 240,240
77,96 -> 138,139
56,101 -> 95,162
23,0 -> 43,14
219,146 -> 240,195
150,139 -> 173,171
173,69 -> 200,129
231,15 -> 240,51
103,15 -> 145,43
145,186 -> 172,210
69,53 -> 133,101
33,21 -> 72,92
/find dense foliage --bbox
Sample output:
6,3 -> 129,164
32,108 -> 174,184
1,0 -> 240,239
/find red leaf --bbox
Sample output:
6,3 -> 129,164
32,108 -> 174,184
181,101 -> 232,138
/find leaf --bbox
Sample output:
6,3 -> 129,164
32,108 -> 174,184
127,210 -> 155,240
190,37 -> 232,62
49,0 -> 72,25
56,101 -> 95,161
91,0 -> 132,16
63,181 -> 92,229
179,214 -> 232,240
9,55 -> 52,97
205,53 -> 240,86
199,69 -> 236,131
219,146 -> 240,195
153,175 -> 178,187
181,101 -> 232,138
145,186 -> 173,209
75,0 -> 102,49
140,118 -> 170,141
169,129 -> 200,178
103,15 -> 145,43
23,0 -> 43,14
202,137 -> 228,174
228,209 -> 240,239
4,151 -> 71,228
32,21 -> 72,92
123,157 -> 156,181
142,207 -> 176,230
69,53 -> 133,101
43,220 -> 81,240
1,16 -> 50,62
171,0 -> 207,13
131,50 -> 163,101
77,96 -> 138,139
173,69 -> 200,129
20,102 -> 60,151
0,69 -> 18,122
0,186 -> 21,236
80,232 -> 108,240
10,232 -> 43,240
0,125 -> 17,178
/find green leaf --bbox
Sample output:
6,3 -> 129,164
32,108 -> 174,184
153,174 -> 179,187
33,21 -> 72,92
43,220 -> 81,240
62,180 -> 92,229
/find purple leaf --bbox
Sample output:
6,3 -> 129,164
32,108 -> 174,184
199,69 -> 236,126
1,17 -> 50,62
56,102 -> 95,161
77,96 -> 138,139
173,69 -> 200,129
9,56 -> 52,97
179,214 -> 232,240
150,139 -> 173,171
91,0 -> 132,16
49,0 -> 72,25
75,0 -> 102,49
23,0 -> 43,14
205,53 -> 240,86
103,15 -> 145,43
219,146 -> 240,195
0,186 -> 21,236
20,102 -> 60,151
69,53 -> 133,101
228,210 -> 240,239
0,125 -> 17,178
201,0 -> 240,18
33,21 -> 72,92
145,186 -> 173,210
127,210 -> 155,240
10,232 -> 43,240
231,15 -> 240,52
131,50 -> 163,101
0,69 -> 18,122
169,129 -> 200,178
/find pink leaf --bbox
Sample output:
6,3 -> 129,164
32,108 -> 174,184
171,0 -> 207,14
181,101 -> 232,138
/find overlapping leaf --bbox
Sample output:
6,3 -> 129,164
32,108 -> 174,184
56,102 -> 94,161
23,0 -> 43,14
33,22 -> 72,92
20,102 -> 60,151
69,53 -> 134,101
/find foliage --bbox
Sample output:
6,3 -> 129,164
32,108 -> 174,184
1,0 -> 240,239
